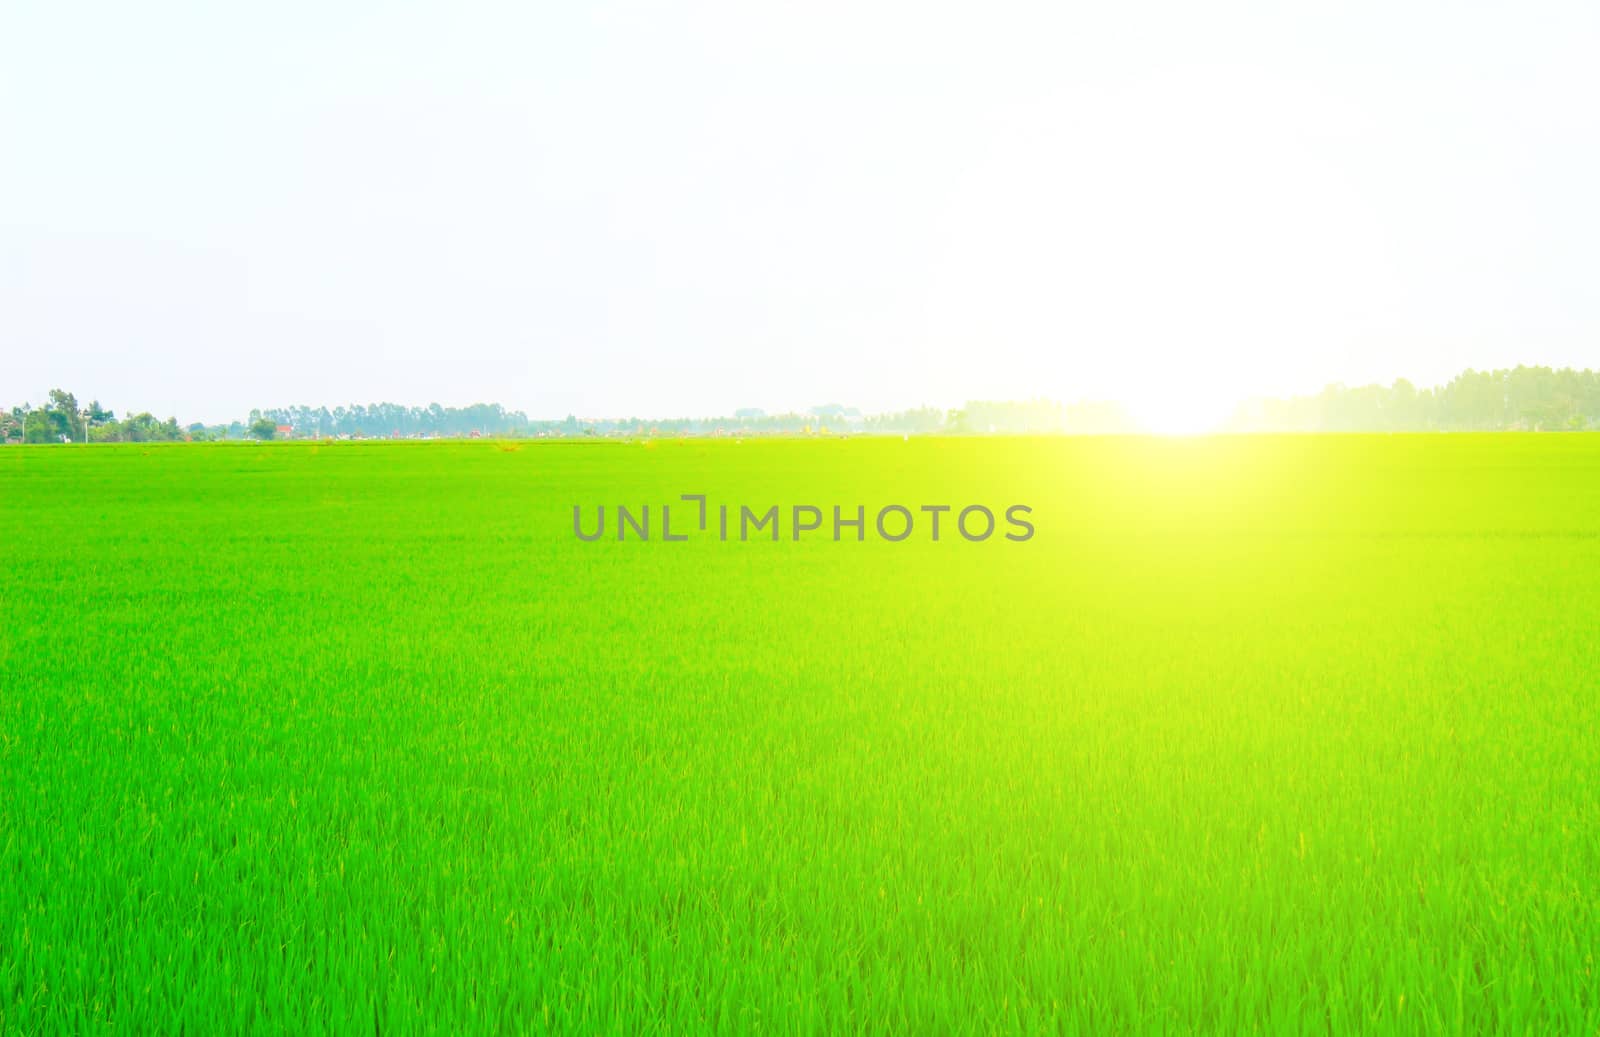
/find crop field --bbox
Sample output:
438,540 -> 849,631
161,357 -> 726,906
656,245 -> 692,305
2,435 -> 1598,1034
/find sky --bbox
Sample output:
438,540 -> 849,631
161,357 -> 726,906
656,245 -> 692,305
3,1 -> 1598,432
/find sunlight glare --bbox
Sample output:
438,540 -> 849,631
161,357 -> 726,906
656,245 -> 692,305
1126,391 -> 1232,436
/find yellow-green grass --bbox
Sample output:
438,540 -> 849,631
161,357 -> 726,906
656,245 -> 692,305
2,436 -> 1597,1034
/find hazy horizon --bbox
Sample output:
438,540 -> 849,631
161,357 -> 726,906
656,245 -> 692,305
12,360 -> 1600,432
5,1 -> 1598,432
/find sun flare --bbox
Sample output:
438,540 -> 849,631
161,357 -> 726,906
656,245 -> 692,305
1126,393 -> 1231,436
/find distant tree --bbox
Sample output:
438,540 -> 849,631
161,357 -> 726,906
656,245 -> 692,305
43,389 -> 85,441
47,389 -> 78,416
865,406 -> 945,434
249,417 -> 277,440
23,410 -> 56,443
0,406 -> 25,443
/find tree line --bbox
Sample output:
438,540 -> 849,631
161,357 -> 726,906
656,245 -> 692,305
9,366 -> 1600,443
1227,366 -> 1600,432
0,390 -> 189,444
241,400 -> 1138,436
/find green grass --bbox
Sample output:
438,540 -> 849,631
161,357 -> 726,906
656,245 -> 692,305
2,436 -> 1597,1034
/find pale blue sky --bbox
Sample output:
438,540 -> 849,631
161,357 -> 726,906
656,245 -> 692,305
3,0 -> 1597,428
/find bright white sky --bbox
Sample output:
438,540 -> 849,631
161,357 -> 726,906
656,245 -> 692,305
3,1 -> 1598,430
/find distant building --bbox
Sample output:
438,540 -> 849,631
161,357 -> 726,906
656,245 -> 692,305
275,424 -> 293,438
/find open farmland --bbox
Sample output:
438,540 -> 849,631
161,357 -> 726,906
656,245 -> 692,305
2,436 -> 1598,1034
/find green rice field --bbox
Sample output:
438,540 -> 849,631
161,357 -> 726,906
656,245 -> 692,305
2,436 -> 1597,1034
